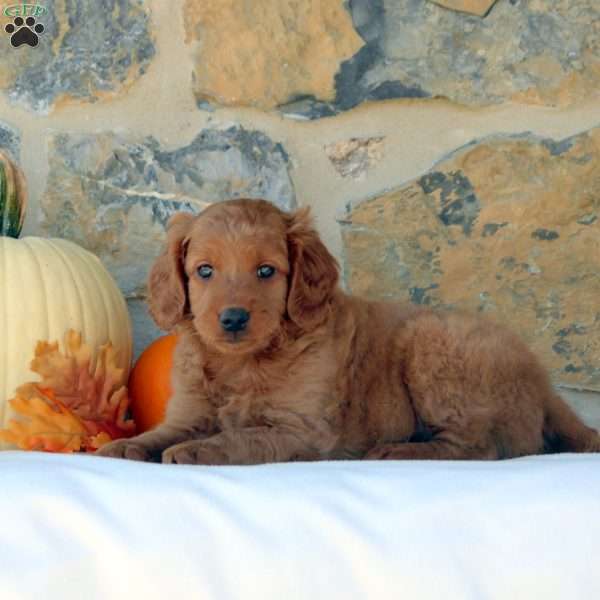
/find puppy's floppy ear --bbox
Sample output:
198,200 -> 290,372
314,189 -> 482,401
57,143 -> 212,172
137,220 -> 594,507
148,212 -> 195,331
286,207 -> 339,331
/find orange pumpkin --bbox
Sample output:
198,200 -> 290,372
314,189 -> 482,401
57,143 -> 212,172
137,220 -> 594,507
128,334 -> 178,433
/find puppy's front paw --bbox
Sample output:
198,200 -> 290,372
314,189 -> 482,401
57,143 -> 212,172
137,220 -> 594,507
96,439 -> 154,462
162,440 -> 230,465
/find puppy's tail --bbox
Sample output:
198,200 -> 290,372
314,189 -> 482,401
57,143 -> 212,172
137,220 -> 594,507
543,392 -> 600,453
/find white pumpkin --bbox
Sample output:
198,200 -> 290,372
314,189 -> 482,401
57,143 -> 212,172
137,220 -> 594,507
0,237 -> 132,448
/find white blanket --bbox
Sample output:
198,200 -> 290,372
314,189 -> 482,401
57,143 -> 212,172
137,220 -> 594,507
0,452 -> 598,600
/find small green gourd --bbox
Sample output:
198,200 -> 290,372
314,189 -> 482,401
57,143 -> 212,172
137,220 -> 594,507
0,151 -> 27,238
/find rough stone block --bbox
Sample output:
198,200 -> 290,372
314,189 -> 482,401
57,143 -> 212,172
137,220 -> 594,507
184,0 -> 363,111
0,0 -> 155,112
338,0 -> 600,113
41,126 -> 295,296
325,137 -> 385,180
340,127 -> 600,389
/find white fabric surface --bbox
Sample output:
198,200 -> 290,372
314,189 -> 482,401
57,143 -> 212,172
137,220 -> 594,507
0,452 -> 599,600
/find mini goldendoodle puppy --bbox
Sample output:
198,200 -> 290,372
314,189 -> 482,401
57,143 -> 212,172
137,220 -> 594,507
98,199 -> 600,464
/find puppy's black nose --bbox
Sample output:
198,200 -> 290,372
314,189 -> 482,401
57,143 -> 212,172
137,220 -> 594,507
219,307 -> 250,333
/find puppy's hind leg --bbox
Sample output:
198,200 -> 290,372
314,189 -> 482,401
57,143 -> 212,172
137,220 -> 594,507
365,429 -> 499,461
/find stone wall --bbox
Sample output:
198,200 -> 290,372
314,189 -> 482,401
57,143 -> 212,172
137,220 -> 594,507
0,0 -> 598,392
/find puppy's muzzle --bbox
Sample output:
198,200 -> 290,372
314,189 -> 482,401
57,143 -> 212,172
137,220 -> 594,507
219,307 -> 250,333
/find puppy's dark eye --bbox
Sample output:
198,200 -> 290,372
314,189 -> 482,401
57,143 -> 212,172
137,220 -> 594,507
257,265 -> 276,279
197,264 -> 213,279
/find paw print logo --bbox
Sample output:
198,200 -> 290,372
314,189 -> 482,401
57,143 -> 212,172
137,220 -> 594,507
5,16 -> 45,48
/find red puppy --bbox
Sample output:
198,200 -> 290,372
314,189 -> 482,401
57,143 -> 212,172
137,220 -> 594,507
98,199 -> 600,464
